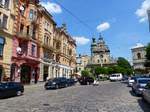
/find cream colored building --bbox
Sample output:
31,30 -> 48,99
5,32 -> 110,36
38,6 -> 57,81
90,35 -> 110,66
0,0 -> 15,81
38,6 -> 76,81
131,43 -> 146,70
76,55 -> 90,75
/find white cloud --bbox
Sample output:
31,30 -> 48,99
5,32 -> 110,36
135,0 -> 150,23
96,22 -> 110,32
41,1 -> 62,14
73,36 -> 90,45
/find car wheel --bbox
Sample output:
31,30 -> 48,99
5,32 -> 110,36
16,91 -> 22,96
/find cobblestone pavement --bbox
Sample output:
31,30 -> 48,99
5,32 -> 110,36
0,81 -> 150,112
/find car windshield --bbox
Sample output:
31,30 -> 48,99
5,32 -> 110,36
111,75 -> 117,77
138,79 -> 150,84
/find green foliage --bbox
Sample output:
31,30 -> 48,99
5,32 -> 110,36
117,57 -> 131,69
95,67 -> 108,76
145,43 -> 150,67
81,70 -> 90,77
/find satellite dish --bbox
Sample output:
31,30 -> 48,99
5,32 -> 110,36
20,5 -> 25,11
16,47 -> 22,55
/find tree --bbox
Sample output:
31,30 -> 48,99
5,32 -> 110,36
145,43 -> 150,67
81,70 -> 90,77
117,57 -> 131,69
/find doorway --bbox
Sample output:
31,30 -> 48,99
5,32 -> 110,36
43,65 -> 49,81
21,64 -> 31,84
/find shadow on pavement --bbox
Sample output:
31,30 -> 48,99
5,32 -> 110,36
129,90 -> 139,97
138,99 -> 150,112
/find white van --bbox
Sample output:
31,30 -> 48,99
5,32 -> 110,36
109,73 -> 123,81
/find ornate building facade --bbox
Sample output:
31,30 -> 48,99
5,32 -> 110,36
0,0 -> 76,83
131,43 -> 146,71
90,34 -> 111,66
11,0 -> 41,84
0,0 -> 15,81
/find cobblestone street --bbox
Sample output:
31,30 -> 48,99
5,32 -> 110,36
0,82 -> 150,112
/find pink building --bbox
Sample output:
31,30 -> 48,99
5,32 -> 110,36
10,0 -> 40,84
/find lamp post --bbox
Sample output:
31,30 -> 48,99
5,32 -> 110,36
147,9 -> 150,32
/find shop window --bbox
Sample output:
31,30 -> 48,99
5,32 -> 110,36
0,36 -> 5,57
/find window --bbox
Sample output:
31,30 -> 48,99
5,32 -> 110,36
27,26 -> 29,35
20,24 -> 24,33
0,0 -> 4,6
29,9 -> 34,20
0,36 -> 5,57
4,0 -> 9,9
137,53 -> 141,59
31,44 -> 36,56
97,60 -> 100,63
3,14 -> 8,29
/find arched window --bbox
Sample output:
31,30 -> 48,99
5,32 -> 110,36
97,59 -> 100,63
137,53 -> 141,59
0,37 -> 5,57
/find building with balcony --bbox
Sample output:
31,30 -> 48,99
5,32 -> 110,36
11,0 -> 40,84
56,24 -> 76,78
0,0 -> 15,81
131,43 -> 146,71
38,6 -> 57,81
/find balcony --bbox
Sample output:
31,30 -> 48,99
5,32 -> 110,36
17,31 -> 37,41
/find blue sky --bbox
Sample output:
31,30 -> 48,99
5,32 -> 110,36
41,0 -> 150,61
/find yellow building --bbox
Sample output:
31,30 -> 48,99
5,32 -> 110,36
0,0 -> 15,81
55,24 -> 76,78
38,6 -> 57,81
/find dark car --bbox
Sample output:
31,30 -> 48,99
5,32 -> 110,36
45,77 -> 68,89
0,82 -> 24,98
132,78 -> 150,95
79,76 -> 94,85
67,78 -> 76,86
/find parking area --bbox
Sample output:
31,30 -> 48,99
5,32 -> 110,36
0,81 -> 150,112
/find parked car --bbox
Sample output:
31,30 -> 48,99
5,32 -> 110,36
128,76 -> 137,87
78,76 -> 94,85
142,82 -> 150,103
132,78 -> 150,95
109,73 -> 123,81
0,82 -> 24,98
67,78 -> 76,86
45,77 -> 68,89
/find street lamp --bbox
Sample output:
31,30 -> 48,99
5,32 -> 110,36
147,9 -> 150,32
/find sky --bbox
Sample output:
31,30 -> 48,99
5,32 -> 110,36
41,0 -> 150,62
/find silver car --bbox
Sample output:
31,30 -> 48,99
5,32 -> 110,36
132,78 -> 150,95
143,82 -> 150,103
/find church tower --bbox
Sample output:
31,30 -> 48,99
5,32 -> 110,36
91,34 -> 110,66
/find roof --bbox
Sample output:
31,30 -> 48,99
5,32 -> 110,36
131,43 -> 145,49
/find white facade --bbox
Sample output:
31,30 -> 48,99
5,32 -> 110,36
131,43 -> 146,70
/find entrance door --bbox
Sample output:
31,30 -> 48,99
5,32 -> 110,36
21,64 -> 31,84
10,63 -> 16,81
43,65 -> 49,81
